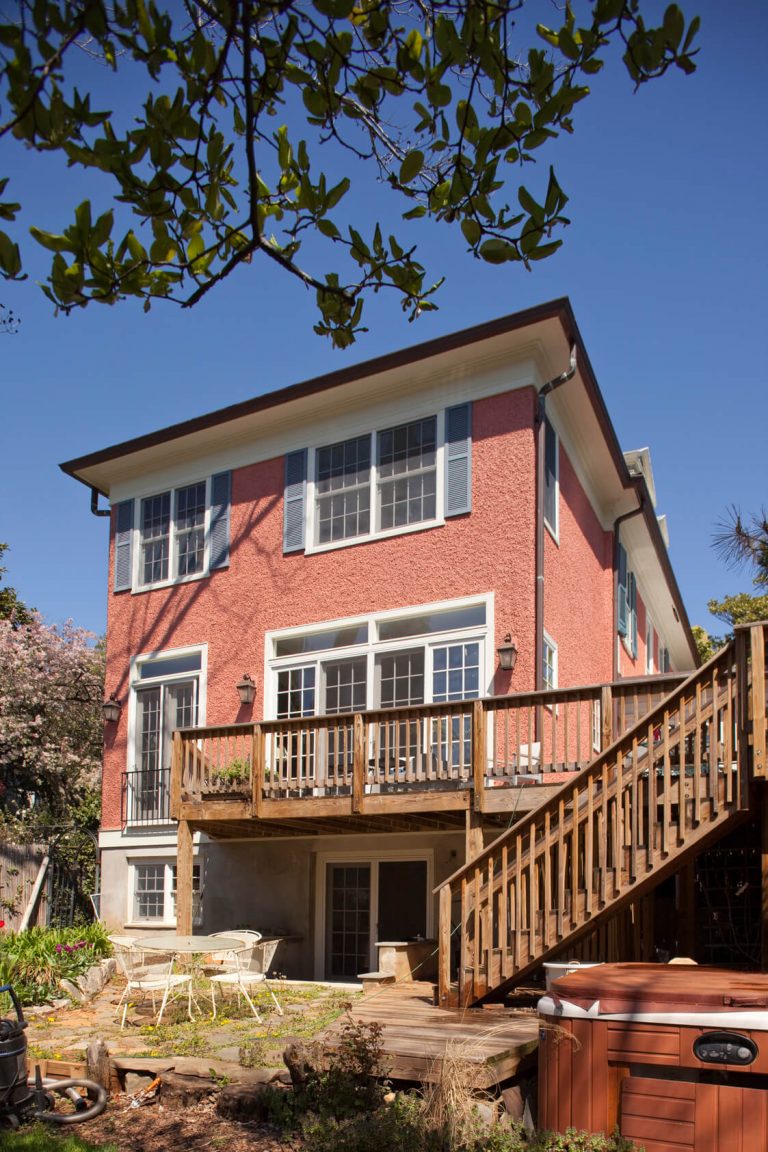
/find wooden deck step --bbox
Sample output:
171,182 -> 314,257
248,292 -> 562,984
323,981 -> 539,1086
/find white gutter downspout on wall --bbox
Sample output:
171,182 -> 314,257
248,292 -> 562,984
535,345 -> 577,692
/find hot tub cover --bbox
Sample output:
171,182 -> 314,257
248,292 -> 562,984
550,963 -> 768,1016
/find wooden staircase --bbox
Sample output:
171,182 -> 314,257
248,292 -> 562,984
436,623 -> 768,1009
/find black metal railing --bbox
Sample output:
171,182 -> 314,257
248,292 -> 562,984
122,767 -> 172,825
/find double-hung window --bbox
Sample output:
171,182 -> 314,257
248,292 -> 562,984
127,648 -> 204,824
617,543 -> 638,659
283,404 -> 471,553
131,861 -> 202,925
114,472 -> 231,593
543,634 -> 558,691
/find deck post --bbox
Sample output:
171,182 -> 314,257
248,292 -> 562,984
750,624 -> 766,779
438,883 -> 452,1005
176,818 -> 194,935
601,685 -> 613,751
352,713 -> 365,813
170,732 -> 182,820
465,808 -> 484,862
252,724 -> 263,817
472,699 -> 486,812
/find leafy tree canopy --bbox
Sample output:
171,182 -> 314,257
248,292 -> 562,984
0,594 -> 104,833
0,0 -> 699,346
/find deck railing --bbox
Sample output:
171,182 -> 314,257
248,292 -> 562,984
435,622 -> 768,1007
172,671 -> 686,811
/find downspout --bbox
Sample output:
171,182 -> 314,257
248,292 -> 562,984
535,345 -> 577,690
612,495 -> 645,681
90,488 -> 110,517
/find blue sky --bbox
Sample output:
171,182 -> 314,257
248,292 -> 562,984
1,1 -> 766,643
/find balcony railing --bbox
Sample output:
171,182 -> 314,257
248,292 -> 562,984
171,673 -> 686,814
122,767 -> 172,826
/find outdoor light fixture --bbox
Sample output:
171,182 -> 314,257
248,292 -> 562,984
102,694 -> 122,724
496,634 -> 518,672
236,673 -> 256,706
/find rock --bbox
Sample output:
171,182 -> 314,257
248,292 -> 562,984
160,1071 -> 218,1109
60,979 -> 86,1004
217,1082 -> 279,1121
282,1041 -> 324,1087
124,1071 -> 159,1095
472,1100 -> 499,1126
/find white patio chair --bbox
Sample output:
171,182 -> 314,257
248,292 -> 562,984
109,935 -> 194,1029
207,931 -> 284,1020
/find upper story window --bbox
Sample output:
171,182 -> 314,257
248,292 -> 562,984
283,404 -> 471,554
543,415 -> 559,539
113,472 -> 231,594
617,543 -> 638,659
543,633 -> 558,692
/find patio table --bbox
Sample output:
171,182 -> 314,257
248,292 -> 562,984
140,934 -> 243,1015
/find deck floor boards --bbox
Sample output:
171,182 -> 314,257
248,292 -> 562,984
323,982 -> 539,1086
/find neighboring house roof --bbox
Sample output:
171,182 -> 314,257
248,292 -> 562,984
60,296 -> 697,668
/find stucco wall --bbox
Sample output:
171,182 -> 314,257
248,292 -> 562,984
544,438 -> 613,689
100,830 -> 464,978
102,388 -> 541,829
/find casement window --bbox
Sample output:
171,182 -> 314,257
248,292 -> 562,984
283,404 -> 471,554
113,471 -> 231,593
128,648 -> 205,823
543,415 -> 559,538
617,544 -> 638,658
269,598 -> 488,720
131,861 -> 202,925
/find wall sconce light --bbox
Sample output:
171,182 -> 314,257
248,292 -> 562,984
236,673 -> 256,706
102,693 -> 122,724
496,634 -> 518,672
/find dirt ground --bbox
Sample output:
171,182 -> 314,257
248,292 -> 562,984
78,1093 -> 302,1152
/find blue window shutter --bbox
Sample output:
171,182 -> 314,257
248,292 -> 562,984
629,572 -> 638,658
445,402 -> 472,517
209,471 -> 231,570
114,500 -> 134,592
284,449 -> 307,553
617,544 -> 628,637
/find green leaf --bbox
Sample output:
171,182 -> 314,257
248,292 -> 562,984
399,150 -> 424,184
527,240 -> 562,261
479,239 -> 518,264
461,218 -> 481,246
663,4 -> 685,49
0,230 -> 21,277
317,218 -> 340,239
29,226 -> 71,254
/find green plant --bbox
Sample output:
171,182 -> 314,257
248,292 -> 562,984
530,1131 -> 642,1152
239,1039 -> 267,1068
0,923 -> 111,1005
0,1122 -> 118,1151
211,758 -> 250,788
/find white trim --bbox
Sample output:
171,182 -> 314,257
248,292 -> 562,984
304,410 -> 445,555
312,848 -> 435,980
127,855 -> 203,928
126,643 -> 208,793
543,631 -> 558,692
264,593 -> 494,720
129,476 -> 212,594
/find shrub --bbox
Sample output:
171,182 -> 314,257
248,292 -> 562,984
0,923 -> 111,1005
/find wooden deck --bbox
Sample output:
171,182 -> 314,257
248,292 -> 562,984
323,982 -> 539,1088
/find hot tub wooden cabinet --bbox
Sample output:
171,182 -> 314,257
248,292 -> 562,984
538,964 -> 768,1152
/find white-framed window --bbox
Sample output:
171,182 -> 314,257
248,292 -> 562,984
617,543 -> 638,659
126,646 -> 206,824
646,619 -> 656,674
313,416 -> 437,547
591,697 -> 602,753
543,633 -> 558,692
543,415 -> 559,539
130,860 -> 202,925
283,403 -> 471,555
267,596 -> 491,721
114,472 -> 230,594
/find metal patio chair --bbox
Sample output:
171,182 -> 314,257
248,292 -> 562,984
109,935 -> 195,1029
207,931 -> 284,1021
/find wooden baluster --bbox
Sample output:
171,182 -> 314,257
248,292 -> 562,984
585,775 -> 594,918
438,883 -> 452,1005
514,836 -> 522,970
500,844 -> 509,978
661,708 -> 671,856
601,685 -> 613,752
569,784 -> 579,930
751,624 -> 766,781
557,795 -> 566,938
473,699 -> 485,812
598,760 -> 608,906
528,825 -> 536,963
170,731 -> 182,819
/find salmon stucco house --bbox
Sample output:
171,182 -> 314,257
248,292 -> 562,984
62,298 -> 768,1003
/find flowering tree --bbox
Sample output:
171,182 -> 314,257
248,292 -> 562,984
0,614 -> 104,829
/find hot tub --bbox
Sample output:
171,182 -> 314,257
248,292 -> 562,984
538,963 -> 768,1152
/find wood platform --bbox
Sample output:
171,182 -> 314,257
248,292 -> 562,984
323,982 -> 539,1087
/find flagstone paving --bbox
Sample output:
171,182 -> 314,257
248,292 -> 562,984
21,975 -> 358,1071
